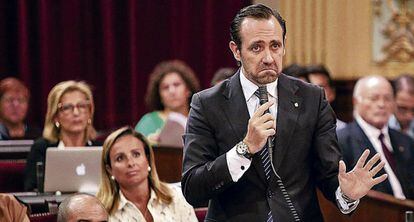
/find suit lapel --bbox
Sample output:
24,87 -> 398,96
222,71 -> 249,142
222,72 -> 267,187
273,74 -> 302,172
352,122 -> 393,193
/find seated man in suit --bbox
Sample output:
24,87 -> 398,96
389,74 -> 414,139
338,75 -> 414,199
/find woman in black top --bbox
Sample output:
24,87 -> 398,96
24,80 -> 102,191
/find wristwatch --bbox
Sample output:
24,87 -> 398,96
236,141 -> 253,160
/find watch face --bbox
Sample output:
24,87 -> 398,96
237,142 -> 247,154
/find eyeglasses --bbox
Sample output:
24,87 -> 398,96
57,101 -> 91,115
1,96 -> 28,105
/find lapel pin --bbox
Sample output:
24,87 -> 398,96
399,146 -> 404,152
294,102 -> 299,108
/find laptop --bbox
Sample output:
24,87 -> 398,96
44,147 -> 102,193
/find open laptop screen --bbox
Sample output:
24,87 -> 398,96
44,147 -> 102,193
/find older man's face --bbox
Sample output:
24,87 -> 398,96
355,78 -> 394,129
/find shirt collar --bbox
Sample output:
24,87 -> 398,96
118,188 -> 157,210
354,113 -> 389,139
239,68 -> 278,102
57,140 -> 93,149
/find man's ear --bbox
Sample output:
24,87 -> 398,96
229,41 -> 241,62
283,36 -> 287,56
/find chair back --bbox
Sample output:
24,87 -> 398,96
0,160 -> 26,192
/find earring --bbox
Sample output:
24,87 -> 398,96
111,175 -> 115,180
147,166 -> 151,172
55,122 -> 60,128
87,119 -> 92,125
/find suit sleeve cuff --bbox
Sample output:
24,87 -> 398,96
226,146 -> 252,182
336,186 -> 359,214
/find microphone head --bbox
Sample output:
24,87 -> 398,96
258,86 -> 268,105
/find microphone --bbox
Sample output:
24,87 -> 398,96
257,86 -> 274,150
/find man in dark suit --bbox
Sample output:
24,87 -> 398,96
338,75 -> 414,200
182,4 -> 387,221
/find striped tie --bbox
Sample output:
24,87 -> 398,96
255,89 -> 274,222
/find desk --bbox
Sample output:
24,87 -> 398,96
318,189 -> 414,221
0,140 -> 33,160
152,145 -> 183,183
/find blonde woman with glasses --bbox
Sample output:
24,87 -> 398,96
24,80 -> 102,191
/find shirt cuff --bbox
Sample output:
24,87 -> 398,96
226,146 -> 252,182
335,186 -> 360,214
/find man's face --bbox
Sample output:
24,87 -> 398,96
354,78 -> 395,129
308,73 -> 335,103
230,17 -> 285,85
394,90 -> 414,129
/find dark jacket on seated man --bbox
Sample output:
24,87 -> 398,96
23,137 -> 102,191
338,121 -> 414,199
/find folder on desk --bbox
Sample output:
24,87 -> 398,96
158,112 -> 186,148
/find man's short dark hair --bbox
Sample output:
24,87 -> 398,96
211,67 -> 236,86
230,4 -> 286,49
393,73 -> 414,95
306,64 -> 332,86
282,64 -> 308,81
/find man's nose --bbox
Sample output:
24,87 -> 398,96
262,49 -> 274,64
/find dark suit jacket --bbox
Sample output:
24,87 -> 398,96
338,121 -> 414,199
182,72 -> 341,221
23,137 -> 102,191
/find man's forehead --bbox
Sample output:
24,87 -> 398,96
239,17 -> 283,44
240,16 -> 282,32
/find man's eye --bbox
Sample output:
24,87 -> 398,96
272,44 -> 280,49
116,156 -> 123,162
251,45 -> 261,52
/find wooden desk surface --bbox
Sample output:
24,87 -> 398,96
318,189 -> 414,222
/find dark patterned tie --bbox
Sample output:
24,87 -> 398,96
378,133 -> 397,173
255,89 -> 274,222
254,88 -> 300,222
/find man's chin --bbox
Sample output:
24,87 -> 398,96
256,73 -> 278,85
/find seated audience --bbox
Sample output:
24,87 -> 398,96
338,75 -> 414,199
135,60 -> 200,144
389,74 -> 414,139
0,77 -> 41,139
305,65 -> 346,130
57,193 -> 108,222
0,194 -> 30,222
210,67 -> 236,86
24,80 -> 101,191
97,127 -> 197,222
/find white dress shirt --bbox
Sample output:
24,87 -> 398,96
110,184 -> 198,222
225,70 -> 358,213
226,68 -> 277,182
355,113 -> 406,199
